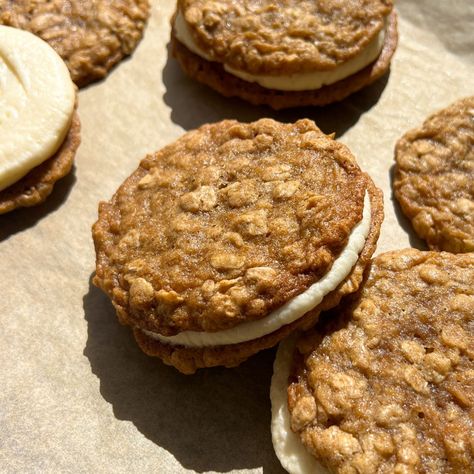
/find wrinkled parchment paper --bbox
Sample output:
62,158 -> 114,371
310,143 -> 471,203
2,1 -> 473,472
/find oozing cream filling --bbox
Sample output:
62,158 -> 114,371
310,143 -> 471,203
174,10 -> 386,91
271,337 -> 328,474
142,193 -> 371,348
0,26 -> 75,191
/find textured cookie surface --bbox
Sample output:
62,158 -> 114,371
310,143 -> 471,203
0,0 -> 149,87
288,250 -> 474,473
179,0 -> 392,75
394,97 -> 474,253
93,119 -> 368,337
133,175 -> 383,374
172,10 -> 397,110
0,110 -> 80,214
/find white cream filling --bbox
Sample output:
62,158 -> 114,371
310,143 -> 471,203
0,26 -> 75,191
174,10 -> 386,91
143,193 -> 371,348
271,337 -> 328,474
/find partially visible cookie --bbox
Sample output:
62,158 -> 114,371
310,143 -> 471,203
171,0 -> 398,109
0,25 -> 80,214
0,109 -> 80,214
93,118 -> 384,373
394,97 -> 474,253
0,0 -> 150,87
272,249 -> 474,473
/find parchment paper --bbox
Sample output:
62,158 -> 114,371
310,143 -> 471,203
1,1 -> 473,472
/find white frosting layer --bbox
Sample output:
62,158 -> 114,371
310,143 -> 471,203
271,337 -> 328,474
174,11 -> 386,91
0,26 -> 75,191
143,193 -> 371,348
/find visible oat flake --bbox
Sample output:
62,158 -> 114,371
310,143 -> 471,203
289,250 -> 474,473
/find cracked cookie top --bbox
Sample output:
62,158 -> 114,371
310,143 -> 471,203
394,96 -> 474,253
93,119 -> 368,335
178,0 -> 392,75
288,249 -> 474,473
0,0 -> 150,86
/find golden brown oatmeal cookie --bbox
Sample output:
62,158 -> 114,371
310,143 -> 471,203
0,109 -> 81,215
286,250 -> 474,473
171,1 -> 397,109
394,97 -> 474,253
0,0 -> 150,87
93,119 -> 383,373
179,0 -> 392,75
134,176 -> 383,374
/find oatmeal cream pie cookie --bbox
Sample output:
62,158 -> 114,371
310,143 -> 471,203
171,0 -> 398,109
272,249 -> 474,474
92,119 -> 383,374
394,97 -> 474,253
0,0 -> 150,87
0,25 -> 80,214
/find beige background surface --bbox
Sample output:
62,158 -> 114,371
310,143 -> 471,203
1,1 -> 473,472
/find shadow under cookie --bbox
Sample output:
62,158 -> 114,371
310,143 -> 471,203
0,170 -> 77,243
82,275 -> 285,473
162,42 -> 391,136
389,164 -> 428,251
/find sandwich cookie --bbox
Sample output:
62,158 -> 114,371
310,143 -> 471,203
0,0 -> 150,87
394,97 -> 474,253
0,25 -> 80,214
272,249 -> 474,473
171,0 -> 398,109
93,119 -> 383,373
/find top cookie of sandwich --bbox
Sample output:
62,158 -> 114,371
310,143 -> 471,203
179,0 -> 392,75
93,119 -> 368,336
394,97 -> 474,253
0,0 -> 150,87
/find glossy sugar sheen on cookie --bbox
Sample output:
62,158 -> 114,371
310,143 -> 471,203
0,25 -> 75,192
